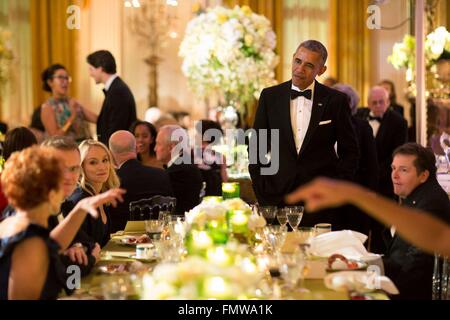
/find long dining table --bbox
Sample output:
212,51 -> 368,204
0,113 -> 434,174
66,227 -> 389,300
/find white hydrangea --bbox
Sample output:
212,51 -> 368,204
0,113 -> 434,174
179,5 -> 279,108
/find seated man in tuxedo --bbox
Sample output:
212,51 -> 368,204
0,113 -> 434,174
109,130 -> 173,232
384,143 -> 450,299
155,125 -> 203,216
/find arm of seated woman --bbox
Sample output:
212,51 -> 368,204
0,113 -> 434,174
9,237 -> 49,300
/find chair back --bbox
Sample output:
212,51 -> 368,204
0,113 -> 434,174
129,195 -> 177,221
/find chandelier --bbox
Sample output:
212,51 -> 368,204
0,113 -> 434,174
124,0 -> 179,107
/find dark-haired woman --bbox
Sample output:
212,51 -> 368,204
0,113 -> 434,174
0,127 -> 38,215
40,64 -> 97,142
194,120 -> 228,196
130,120 -> 163,169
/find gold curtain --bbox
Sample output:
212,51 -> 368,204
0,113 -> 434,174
223,0 -> 283,126
330,0 -> 371,105
30,0 -> 79,108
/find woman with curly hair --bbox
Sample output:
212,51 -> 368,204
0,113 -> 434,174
0,146 -> 124,299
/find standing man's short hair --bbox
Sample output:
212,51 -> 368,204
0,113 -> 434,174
297,40 -> 328,66
86,50 -> 117,74
393,143 -> 437,177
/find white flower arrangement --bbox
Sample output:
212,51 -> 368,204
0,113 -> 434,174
141,255 -> 262,300
185,197 -> 265,232
388,26 -> 450,97
179,5 -> 279,110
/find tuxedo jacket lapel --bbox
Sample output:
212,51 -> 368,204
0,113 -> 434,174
299,81 -> 327,156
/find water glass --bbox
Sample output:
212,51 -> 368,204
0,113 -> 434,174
264,225 -> 287,254
314,223 -> 332,235
145,219 -> 164,240
279,253 -> 301,290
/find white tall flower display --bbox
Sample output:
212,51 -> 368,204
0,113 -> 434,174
179,5 -> 279,111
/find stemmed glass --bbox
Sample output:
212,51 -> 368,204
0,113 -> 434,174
264,225 -> 287,256
286,206 -> 304,232
276,209 -> 288,227
258,206 -> 277,225
279,253 -> 302,292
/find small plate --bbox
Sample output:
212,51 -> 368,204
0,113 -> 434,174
326,260 -> 368,273
130,255 -> 158,263
97,261 -> 151,274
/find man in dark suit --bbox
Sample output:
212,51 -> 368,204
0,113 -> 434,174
384,143 -> 450,299
109,130 -> 173,232
356,86 -> 408,199
87,50 -> 137,145
155,125 -> 203,216
249,40 -> 359,229
333,83 -> 379,235
356,86 -> 408,252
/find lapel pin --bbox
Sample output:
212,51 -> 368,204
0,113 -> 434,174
318,103 -> 323,106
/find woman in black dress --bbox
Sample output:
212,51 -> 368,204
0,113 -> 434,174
0,146 -> 124,299
62,140 -> 120,249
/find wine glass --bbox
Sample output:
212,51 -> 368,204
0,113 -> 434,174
258,206 -> 277,225
276,209 -> 288,227
287,207 -> 303,232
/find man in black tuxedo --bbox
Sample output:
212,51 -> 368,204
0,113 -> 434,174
384,143 -> 450,299
355,86 -> 408,252
249,40 -> 359,229
356,86 -> 408,199
109,130 -> 173,232
333,83 -> 379,235
155,125 -> 203,216
87,50 -> 137,145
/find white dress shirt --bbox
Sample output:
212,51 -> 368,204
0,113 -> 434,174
290,82 -> 315,153
368,111 -> 381,137
104,74 -> 118,92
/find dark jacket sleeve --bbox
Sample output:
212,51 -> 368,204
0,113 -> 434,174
334,93 -> 359,181
248,88 -> 270,202
60,194 -> 96,253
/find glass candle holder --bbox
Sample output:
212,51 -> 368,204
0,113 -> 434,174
222,182 -> 240,199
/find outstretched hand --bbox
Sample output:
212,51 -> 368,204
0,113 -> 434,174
76,188 -> 126,219
285,177 -> 358,212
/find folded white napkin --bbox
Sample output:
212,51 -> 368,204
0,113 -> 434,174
310,230 -> 370,260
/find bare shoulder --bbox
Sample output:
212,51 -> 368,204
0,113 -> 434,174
0,216 -> 30,239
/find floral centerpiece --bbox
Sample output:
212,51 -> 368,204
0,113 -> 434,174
179,5 -> 279,112
0,28 -> 13,92
388,26 -> 450,98
184,197 -> 266,254
141,252 -> 263,300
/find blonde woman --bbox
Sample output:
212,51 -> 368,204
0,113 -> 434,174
61,140 -> 120,248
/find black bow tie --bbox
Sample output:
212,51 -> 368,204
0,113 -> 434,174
368,115 -> 382,122
291,89 -> 312,100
